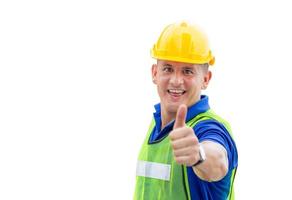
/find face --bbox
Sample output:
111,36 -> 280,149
152,60 -> 212,117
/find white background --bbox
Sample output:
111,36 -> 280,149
1,0 -> 292,199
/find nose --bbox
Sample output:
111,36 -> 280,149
169,72 -> 184,86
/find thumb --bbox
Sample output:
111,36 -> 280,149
173,104 -> 187,129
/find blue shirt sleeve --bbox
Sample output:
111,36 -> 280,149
193,119 -> 238,170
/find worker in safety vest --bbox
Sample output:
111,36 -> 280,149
134,21 -> 238,200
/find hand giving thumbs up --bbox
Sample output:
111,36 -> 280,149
169,104 -> 205,166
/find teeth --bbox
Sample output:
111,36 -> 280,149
168,89 -> 184,94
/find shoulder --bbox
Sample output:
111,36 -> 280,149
194,119 -> 230,138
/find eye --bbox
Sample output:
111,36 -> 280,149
162,66 -> 173,73
183,68 -> 194,75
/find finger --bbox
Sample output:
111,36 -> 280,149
169,127 -> 193,141
173,104 -> 187,129
173,146 -> 198,157
174,156 -> 197,166
171,136 -> 198,150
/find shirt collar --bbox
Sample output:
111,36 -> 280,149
153,95 -> 210,132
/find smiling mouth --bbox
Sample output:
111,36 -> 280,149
167,89 -> 186,97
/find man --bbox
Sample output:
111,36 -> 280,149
134,21 -> 238,200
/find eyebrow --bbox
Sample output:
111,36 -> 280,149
163,64 -> 172,67
162,63 -> 196,70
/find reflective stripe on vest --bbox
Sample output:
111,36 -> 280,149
136,160 -> 171,181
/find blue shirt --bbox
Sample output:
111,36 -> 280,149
149,95 -> 238,200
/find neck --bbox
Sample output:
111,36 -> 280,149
160,109 -> 176,130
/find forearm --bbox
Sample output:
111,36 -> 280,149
192,141 -> 228,182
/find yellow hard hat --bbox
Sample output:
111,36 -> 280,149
151,21 -> 215,65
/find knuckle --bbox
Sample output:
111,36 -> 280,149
186,127 -> 194,135
171,142 -> 178,150
173,150 -> 178,157
190,136 -> 198,144
187,127 -> 193,132
169,131 -> 175,140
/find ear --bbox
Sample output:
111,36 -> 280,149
202,70 -> 212,90
151,64 -> 158,84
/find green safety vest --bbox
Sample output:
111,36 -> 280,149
134,109 -> 236,200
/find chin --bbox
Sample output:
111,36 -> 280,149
165,103 -> 181,114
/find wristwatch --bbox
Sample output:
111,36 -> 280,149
193,144 -> 206,167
